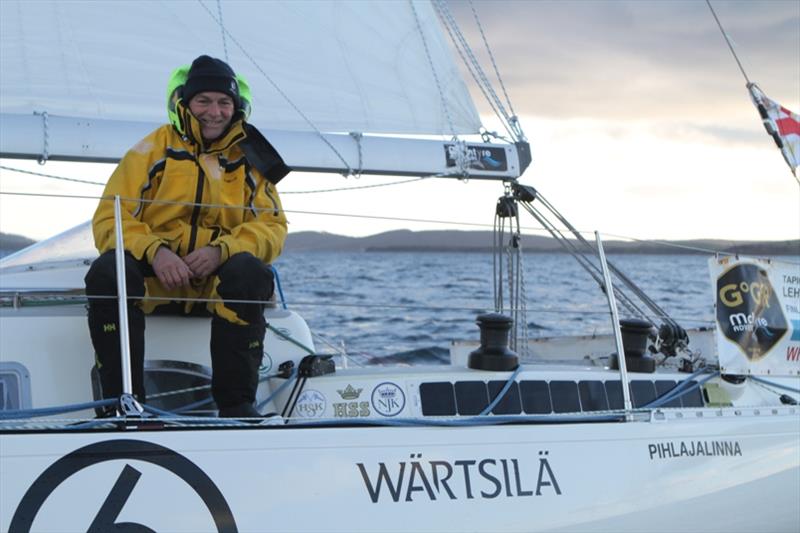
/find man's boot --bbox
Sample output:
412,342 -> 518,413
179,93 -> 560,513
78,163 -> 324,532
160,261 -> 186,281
210,316 -> 266,418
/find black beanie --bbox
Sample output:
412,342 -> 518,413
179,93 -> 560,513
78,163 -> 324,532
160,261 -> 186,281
183,55 -> 240,107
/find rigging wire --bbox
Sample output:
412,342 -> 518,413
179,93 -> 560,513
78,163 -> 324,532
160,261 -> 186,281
434,0 -> 525,142
215,0 -> 229,63
0,164 -> 430,194
0,291 -> 716,327
706,0 -> 799,187
0,189 -> 792,263
0,165 -> 106,186
432,0 -> 519,143
467,0 -> 525,141
409,0 -> 458,142
705,0 -> 751,85
195,0 -> 357,177
433,1 -> 515,143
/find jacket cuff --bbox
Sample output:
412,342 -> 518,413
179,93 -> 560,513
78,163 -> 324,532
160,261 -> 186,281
211,238 -> 231,263
142,238 -> 166,264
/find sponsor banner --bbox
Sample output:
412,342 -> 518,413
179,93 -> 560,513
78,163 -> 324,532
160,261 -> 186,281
709,256 -> 799,375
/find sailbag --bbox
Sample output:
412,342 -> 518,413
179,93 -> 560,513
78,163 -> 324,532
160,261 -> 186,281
748,83 -> 800,178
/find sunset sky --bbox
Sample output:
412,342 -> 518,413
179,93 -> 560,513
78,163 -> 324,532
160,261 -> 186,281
1,0 -> 798,244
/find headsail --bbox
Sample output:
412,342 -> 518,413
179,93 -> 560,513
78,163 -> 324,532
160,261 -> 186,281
0,1 -> 527,179
748,83 -> 800,181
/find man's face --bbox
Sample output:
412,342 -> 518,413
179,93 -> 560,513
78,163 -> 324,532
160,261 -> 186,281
188,91 -> 235,141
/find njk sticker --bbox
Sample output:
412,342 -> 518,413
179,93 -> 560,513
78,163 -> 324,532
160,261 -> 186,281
371,382 -> 405,417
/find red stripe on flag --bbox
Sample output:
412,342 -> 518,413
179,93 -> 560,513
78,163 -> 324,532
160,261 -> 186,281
776,116 -> 800,137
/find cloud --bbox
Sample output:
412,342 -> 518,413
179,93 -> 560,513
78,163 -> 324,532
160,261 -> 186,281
447,0 -> 799,124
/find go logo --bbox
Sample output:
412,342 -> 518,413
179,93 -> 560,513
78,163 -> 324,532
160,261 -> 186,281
719,280 -> 772,308
716,263 -> 788,361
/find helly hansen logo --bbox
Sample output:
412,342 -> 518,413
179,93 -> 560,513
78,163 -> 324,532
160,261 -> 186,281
103,323 -> 117,333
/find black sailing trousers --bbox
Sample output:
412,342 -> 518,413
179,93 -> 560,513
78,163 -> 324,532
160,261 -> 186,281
84,250 -> 274,409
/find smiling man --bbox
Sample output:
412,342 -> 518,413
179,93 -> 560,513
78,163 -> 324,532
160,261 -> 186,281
85,55 -> 290,419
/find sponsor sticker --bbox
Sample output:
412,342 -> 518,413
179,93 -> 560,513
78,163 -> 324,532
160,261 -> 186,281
371,382 -> 405,417
356,450 -> 561,503
337,384 -> 363,400
444,144 -> 508,172
716,263 -> 788,361
295,389 -> 327,418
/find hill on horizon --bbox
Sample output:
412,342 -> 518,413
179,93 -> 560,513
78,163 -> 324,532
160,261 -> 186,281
2,230 -> 797,256
283,229 -> 799,255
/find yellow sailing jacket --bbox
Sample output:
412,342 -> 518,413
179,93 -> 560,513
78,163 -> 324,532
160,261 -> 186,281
93,109 -> 288,313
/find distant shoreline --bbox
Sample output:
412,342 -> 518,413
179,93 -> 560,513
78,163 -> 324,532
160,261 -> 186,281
2,230 -> 798,257
283,230 -> 799,256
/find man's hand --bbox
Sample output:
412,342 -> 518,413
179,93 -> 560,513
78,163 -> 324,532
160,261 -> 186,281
184,246 -> 222,279
152,246 -> 193,290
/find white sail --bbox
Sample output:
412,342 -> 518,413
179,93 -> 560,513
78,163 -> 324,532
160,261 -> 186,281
0,0 -> 479,135
0,0 -> 531,178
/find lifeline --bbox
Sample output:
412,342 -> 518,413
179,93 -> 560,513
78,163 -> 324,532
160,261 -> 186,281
648,440 -> 742,460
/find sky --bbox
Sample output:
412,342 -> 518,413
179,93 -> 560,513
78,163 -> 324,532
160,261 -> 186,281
0,0 -> 798,243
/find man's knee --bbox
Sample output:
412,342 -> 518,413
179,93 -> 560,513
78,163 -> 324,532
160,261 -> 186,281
217,252 -> 274,300
85,250 -> 147,299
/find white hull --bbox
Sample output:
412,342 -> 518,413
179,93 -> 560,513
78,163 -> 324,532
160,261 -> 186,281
2,410 -> 798,532
3,263 -> 800,532
2,257 -> 799,532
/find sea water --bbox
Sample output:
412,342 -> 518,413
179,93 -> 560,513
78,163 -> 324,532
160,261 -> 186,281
273,252 -> 722,363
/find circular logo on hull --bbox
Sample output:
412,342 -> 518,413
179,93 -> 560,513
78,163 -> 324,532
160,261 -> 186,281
371,382 -> 405,417
11,439 -> 237,532
295,389 -> 327,418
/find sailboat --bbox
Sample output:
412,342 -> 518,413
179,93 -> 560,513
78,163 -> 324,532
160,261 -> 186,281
1,1 -> 798,532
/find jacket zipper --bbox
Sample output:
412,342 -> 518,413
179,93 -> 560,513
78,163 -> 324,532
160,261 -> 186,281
187,165 -> 205,254
264,184 -> 279,216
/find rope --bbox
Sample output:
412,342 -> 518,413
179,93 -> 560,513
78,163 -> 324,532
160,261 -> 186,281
0,398 -> 116,420
479,365 -> 522,416
644,368 -> 719,408
256,367 -> 299,410
267,324 -> 315,355
706,0 -> 751,85
749,376 -> 800,395
195,0 -> 356,176
349,132 -> 363,178
270,265 -> 287,310
33,111 -> 50,165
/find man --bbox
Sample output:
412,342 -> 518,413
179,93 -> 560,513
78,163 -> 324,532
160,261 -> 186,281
85,55 -> 290,418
